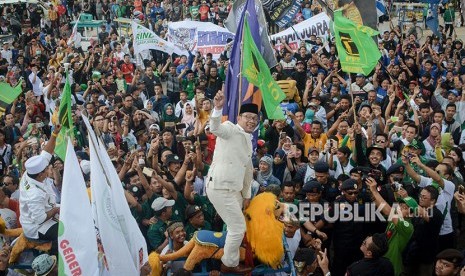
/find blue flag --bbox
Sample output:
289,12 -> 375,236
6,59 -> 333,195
223,0 -> 264,123
425,3 -> 440,37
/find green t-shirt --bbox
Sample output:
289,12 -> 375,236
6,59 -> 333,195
185,221 -> 212,241
172,192 -> 188,222
182,79 -> 196,100
147,219 -> 167,251
384,220 -> 414,276
142,194 -> 160,220
190,5 -> 199,19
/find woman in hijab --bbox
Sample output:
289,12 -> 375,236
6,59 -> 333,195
180,102 -> 196,136
160,103 -> 178,129
273,149 -> 292,184
423,123 -> 442,160
256,155 -> 281,191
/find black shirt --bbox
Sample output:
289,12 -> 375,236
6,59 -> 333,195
143,75 -> 160,98
346,257 -> 394,276
404,206 -> 444,265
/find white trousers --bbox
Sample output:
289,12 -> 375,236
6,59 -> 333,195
206,187 -> 245,267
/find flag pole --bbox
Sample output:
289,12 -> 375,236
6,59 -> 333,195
347,78 -> 357,123
237,14 -> 248,117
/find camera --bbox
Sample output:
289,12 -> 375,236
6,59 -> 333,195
128,185 -> 144,199
391,182 -> 402,192
359,167 -> 382,183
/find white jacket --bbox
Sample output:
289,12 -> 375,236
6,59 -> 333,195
206,109 -> 253,198
19,153 -> 58,239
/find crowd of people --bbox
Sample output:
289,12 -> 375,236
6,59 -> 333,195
1,0 -> 465,275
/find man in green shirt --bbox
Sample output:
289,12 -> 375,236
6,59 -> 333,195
189,1 -> 200,20
182,70 -> 197,100
367,177 -> 416,276
184,204 -> 212,241
147,197 -> 174,253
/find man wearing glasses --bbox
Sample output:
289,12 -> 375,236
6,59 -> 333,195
346,233 -> 394,276
204,90 -> 257,274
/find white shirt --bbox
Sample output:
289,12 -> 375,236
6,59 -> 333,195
419,176 -> 454,235
28,72 -> 43,96
19,152 -> 58,239
330,155 -> 354,178
1,49 -> 12,64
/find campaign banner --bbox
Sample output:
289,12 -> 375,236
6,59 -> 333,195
167,21 -> 234,59
270,12 -> 331,51
264,0 -> 304,28
132,21 -> 186,56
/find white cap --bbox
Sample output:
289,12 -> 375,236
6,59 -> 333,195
151,197 -> 175,212
149,124 -> 160,132
80,160 -> 90,175
25,153 -> 50,175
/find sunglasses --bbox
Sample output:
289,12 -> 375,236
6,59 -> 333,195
376,140 -> 386,143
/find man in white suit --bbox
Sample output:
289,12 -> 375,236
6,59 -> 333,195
206,90 -> 257,274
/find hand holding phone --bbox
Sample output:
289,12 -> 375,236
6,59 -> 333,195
142,167 -> 154,177
291,145 -> 297,154
459,185 -> 465,195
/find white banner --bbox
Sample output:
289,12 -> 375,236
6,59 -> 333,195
83,114 -> 139,275
58,139 -> 99,276
270,12 -> 331,51
132,21 -> 186,56
83,114 -> 147,274
167,21 -> 235,59
97,138 -> 148,271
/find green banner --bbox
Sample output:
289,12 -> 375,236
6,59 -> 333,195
0,80 -> 23,104
241,17 -> 286,120
54,73 -> 74,160
333,9 -> 381,75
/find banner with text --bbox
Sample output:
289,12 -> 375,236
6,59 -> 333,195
263,0 -> 304,28
167,21 -> 234,59
270,12 -> 331,51
132,21 -> 186,56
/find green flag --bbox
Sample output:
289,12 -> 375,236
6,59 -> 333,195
0,79 -> 22,116
54,73 -> 74,160
241,17 -> 286,120
332,9 -> 381,75
0,79 -> 23,104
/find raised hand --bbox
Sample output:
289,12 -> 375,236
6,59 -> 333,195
213,90 -> 225,110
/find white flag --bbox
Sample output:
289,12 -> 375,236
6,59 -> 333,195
89,137 -> 139,275
97,138 -> 148,270
67,13 -> 81,46
83,114 -> 145,275
58,139 -> 99,276
132,21 -> 187,56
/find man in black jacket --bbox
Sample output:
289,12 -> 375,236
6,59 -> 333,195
3,113 -> 20,145
346,233 -> 394,276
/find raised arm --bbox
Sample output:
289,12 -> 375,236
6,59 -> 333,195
366,177 -> 398,224
209,90 -> 233,139
410,153 -> 444,188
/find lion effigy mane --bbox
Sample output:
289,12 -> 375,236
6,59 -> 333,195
148,192 -> 286,275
